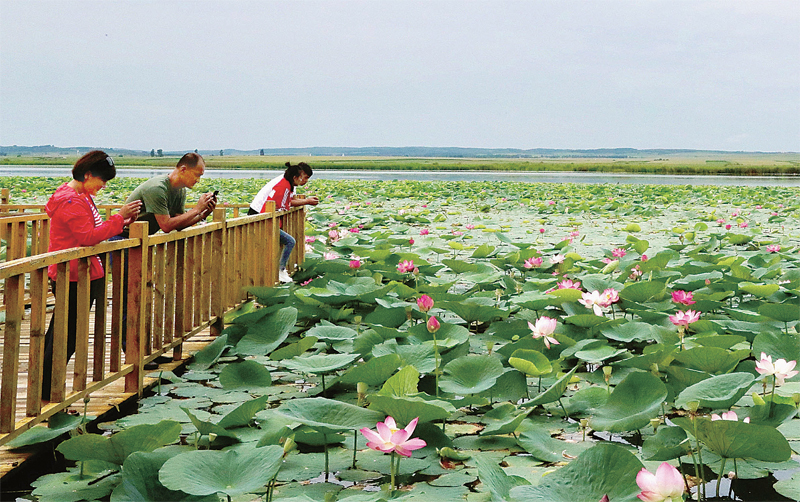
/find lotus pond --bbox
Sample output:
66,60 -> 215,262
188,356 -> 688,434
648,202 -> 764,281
5,178 -> 800,502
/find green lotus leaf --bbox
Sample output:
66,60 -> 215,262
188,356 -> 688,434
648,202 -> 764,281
673,417 -> 792,462
728,233 -> 753,245
563,386 -> 609,417
521,365 -> 579,408
508,349 -> 552,377
219,360 -> 272,390
188,334 -> 229,370
439,355 -> 505,395
641,426 -> 691,461
574,342 -> 627,364
57,421 -> 182,465
564,314 -> 611,328
514,422 -> 569,463
32,467 -> 121,502
774,470 -> 800,501
407,320 -> 470,346
589,371 -> 667,432
509,443 -> 644,502
367,395 -> 455,426
269,336 -> 319,360
613,345 -> 676,371
475,454 -> 531,502
6,412 -> 89,449
480,408 -> 531,436
182,408 -> 238,440
235,306 -> 298,356
739,282 -> 780,298
439,299 -> 510,324
672,346 -> 749,374
372,340 -> 436,374
471,243 -> 497,258
693,334 -> 747,350
111,448 -> 218,502
601,321 -> 655,342
274,397 -> 385,434
218,395 -> 270,429
282,353 -> 359,375
337,353 -> 403,387
306,322 -> 358,342
158,445 -> 284,497
758,302 -> 800,323
674,372 -> 755,410
376,364 -> 420,397
545,288 -> 584,303
619,280 -> 666,303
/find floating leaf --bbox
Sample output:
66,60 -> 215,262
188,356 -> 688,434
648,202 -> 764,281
219,360 -> 272,390
439,355 -> 505,395
589,372 -> 667,432
674,372 -> 754,410
274,397 -> 385,434
57,421 -> 182,465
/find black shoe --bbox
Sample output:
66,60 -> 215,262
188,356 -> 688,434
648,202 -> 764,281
144,361 -> 159,370
153,355 -> 173,364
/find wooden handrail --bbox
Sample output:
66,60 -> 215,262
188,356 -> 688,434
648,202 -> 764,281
0,203 -> 305,444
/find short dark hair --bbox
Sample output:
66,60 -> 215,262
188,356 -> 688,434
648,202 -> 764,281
72,150 -> 116,182
177,152 -> 204,170
283,161 -> 313,184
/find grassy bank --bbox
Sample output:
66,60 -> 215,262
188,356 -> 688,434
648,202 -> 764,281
2,154 -> 799,175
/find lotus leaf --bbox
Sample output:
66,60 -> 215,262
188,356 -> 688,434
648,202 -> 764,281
367,394 -> 455,425
475,455 -> 531,502
376,364 -> 419,396
111,448 -> 218,502
337,353 -> 403,387
521,366 -> 579,408
57,421 -> 182,465
6,412 -> 89,449
619,280 -> 666,303
282,353 -> 359,374
673,417 -> 792,462
672,346 -> 749,374
235,306 -> 298,355
674,372 -> 755,410
509,443 -> 644,502
269,335 -> 319,360
588,371 -> 667,432
218,360 -> 272,391
188,333 -> 229,370
158,445 -> 284,497
508,349 -> 552,377
439,355 -> 505,395
274,397 -> 385,433
641,426 -> 691,461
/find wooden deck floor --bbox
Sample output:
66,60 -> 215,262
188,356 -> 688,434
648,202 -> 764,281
0,299 -> 218,479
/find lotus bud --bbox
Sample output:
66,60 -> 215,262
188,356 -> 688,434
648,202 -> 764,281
427,316 -> 441,333
727,471 -> 737,480
793,393 -> 800,407
580,418 -> 589,429
357,382 -> 368,405
650,418 -> 661,432
283,437 -> 297,456
413,267 -> 420,276
602,366 -> 612,383
417,294 -> 434,313
353,315 -> 362,325
752,392 -> 766,406
208,432 -> 218,442
486,341 -> 494,355
686,401 -> 700,413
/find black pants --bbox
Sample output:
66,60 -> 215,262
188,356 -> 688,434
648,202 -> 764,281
41,278 -> 105,400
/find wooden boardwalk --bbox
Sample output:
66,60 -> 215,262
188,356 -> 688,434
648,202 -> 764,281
0,297 -> 218,478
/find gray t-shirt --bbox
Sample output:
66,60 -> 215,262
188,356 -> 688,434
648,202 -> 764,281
124,174 -> 186,235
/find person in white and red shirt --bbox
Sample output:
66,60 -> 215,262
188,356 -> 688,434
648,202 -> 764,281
249,162 -> 318,283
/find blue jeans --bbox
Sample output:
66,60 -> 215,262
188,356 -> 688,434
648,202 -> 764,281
280,229 -> 295,269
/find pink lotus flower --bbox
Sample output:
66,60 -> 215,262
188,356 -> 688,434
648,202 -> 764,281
349,259 -> 361,269
556,279 -> 581,290
711,410 -> 749,423
305,236 -> 317,243
612,248 -> 627,258
329,229 -> 340,242
417,295 -> 434,312
671,290 -> 695,306
539,228 -> 545,234
550,254 -> 565,264
755,205 -> 762,209
731,211 -> 739,217
569,230 -> 580,237
547,200 -> 556,205
755,353 -> 799,386
419,228 -> 429,235
323,252 -> 339,260
641,254 -> 648,262
300,278 -> 313,286
427,316 -> 440,333
465,224 -> 475,230
397,260 -> 415,273
716,218 -> 726,225
739,221 -> 748,228
725,224 -> 732,230
601,257 -> 614,264
349,228 -> 360,233
524,257 -> 543,269
328,222 -> 338,227
598,288 -> 619,308
409,238 -> 415,245
528,316 -> 559,349
579,290 -> 606,316
629,266 -> 643,280
766,244 -> 780,253
360,416 -> 427,457
636,462 -> 685,502
669,310 -> 701,327
452,231 -> 463,236
771,211 -> 778,216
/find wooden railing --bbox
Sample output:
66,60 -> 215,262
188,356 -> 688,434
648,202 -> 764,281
0,202 -> 305,444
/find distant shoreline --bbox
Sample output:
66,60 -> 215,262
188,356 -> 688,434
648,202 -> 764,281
2,154 -> 798,175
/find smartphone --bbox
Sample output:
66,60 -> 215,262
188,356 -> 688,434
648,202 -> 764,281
212,190 -> 219,199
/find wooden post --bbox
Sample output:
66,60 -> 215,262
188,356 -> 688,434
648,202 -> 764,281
26,269 -> 48,415
153,243 -> 165,352
265,202 -> 279,285
125,222 -> 149,395
0,274 -> 22,432
110,249 -> 124,373
1,188 -> 9,204
93,253 -> 109,382
175,239 -> 186,337
210,209 -> 226,335
72,258 -> 92,392
50,262 -> 70,402
164,241 -> 177,353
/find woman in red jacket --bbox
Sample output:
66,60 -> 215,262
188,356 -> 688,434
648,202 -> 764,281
41,151 -> 141,400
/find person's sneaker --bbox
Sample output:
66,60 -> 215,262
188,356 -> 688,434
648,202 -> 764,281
279,269 -> 293,284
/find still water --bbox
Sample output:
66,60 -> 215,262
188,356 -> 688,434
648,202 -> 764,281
1,166 -> 798,186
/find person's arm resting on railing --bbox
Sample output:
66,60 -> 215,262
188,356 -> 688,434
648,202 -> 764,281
153,192 -> 216,233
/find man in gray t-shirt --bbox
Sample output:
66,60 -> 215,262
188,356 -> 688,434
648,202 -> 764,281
125,153 -> 216,235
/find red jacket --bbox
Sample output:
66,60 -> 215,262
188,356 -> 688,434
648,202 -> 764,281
45,183 -> 125,282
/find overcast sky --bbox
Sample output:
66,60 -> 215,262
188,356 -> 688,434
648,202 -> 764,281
2,0 -> 798,152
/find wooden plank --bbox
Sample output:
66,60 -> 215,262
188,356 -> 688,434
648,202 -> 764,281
0,275 -> 22,432
109,249 -> 124,373
144,246 -> 154,356
26,269 -> 48,415
72,258 -> 91,393
175,239 -> 186,337
210,210 -> 226,334
153,243 -> 165,351
124,222 -> 148,395
193,235 -> 202,327
93,254 -> 109,382
50,262 -> 69,403
164,241 -> 176,349
200,231 -> 211,323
